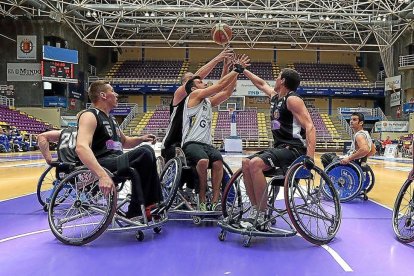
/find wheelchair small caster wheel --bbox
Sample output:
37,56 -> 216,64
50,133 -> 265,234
153,227 -> 162,234
136,231 -> 144,241
243,236 -> 251,247
270,218 -> 276,225
43,204 -> 49,212
192,216 -> 202,225
56,227 -> 62,234
218,231 -> 226,241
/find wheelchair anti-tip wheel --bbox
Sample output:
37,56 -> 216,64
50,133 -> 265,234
285,162 -> 341,245
322,162 -> 363,202
48,168 -> 117,246
392,178 -> 414,243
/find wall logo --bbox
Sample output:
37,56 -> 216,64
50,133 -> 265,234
20,38 -> 34,54
17,35 -> 37,60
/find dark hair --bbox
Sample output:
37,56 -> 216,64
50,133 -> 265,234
280,68 -> 301,91
351,112 -> 365,123
185,76 -> 202,94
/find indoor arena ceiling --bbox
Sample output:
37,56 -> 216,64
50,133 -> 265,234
1,0 -> 414,52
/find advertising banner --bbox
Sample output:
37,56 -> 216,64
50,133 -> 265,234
7,63 -> 41,81
374,121 -> 408,132
390,91 -> 401,107
44,96 -> 67,108
384,75 -> 402,91
17,35 -> 37,60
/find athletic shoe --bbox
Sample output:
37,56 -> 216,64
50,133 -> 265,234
210,202 -> 222,212
199,202 -> 208,211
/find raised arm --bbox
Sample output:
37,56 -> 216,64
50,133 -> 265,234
195,48 -> 234,79
243,69 -> 275,98
287,96 -> 316,159
192,54 -> 250,102
210,77 -> 237,107
38,130 -> 61,164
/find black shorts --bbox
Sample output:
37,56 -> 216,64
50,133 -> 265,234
249,146 -> 304,171
182,142 -> 223,167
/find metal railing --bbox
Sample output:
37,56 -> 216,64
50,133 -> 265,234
399,54 -> 414,68
119,104 -> 139,131
0,95 -> 14,107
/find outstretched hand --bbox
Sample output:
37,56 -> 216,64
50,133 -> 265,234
217,46 -> 234,61
233,54 -> 251,69
141,134 -> 157,144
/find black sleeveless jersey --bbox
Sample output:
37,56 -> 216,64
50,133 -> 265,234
57,126 -> 79,164
83,108 -> 123,159
162,96 -> 188,149
270,92 -> 306,150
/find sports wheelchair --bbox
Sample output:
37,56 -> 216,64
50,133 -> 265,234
218,156 -> 342,247
159,148 -> 233,224
392,147 -> 414,243
47,158 -> 171,246
321,153 -> 375,202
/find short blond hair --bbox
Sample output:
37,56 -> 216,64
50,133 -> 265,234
88,80 -> 109,103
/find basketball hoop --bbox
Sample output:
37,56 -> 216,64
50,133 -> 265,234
228,107 -> 234,116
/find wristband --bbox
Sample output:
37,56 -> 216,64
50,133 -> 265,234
233,64 -> 245,73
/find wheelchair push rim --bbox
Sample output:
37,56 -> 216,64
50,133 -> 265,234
48,168 -> 117,246
392,179 -> 414,243
322,162 -> 363,203
285,162 -> 342,245
160,157 -> 182,211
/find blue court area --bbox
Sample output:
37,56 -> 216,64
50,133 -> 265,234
0,193 -> 412,276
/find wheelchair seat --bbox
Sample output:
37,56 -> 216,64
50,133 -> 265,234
159,147 -> 233,224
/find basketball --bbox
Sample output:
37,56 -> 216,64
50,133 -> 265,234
211,23 -> 232,45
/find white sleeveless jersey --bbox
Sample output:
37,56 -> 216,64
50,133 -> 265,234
348,130 -> 372,155
181,97 -> 212,146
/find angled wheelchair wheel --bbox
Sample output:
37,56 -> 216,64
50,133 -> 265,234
392,178 -> 414,243
37,165 -> 58,208
285,162 -> 341,245
362,166 -> 375,194
48,168 -> 117,246
322,162 -> 363,203
160,157 -> 182,211
221,169 -> 251,223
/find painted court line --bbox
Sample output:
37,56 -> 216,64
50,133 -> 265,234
321,244 -> 353,272
0,229 -> 51,244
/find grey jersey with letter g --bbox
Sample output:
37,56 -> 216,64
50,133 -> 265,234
182,97 -> 212,146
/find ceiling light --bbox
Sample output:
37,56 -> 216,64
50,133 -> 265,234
325,16 -> 330,20
150,12 -> 155,17
92,11 -> 97,17
86,11 -> 91,17
262,14 -> 267,19
268,14 -> 273,19
210,13 -> 214,18
145,12 -> 149,16
204,13 -> 209,18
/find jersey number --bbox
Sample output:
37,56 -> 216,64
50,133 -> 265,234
59,132 -> 77,150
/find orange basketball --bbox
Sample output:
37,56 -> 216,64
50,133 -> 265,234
211,23 -> 232,45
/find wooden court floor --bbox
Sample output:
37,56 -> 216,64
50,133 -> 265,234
0,150 -> 411,209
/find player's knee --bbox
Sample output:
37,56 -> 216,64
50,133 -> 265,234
196,159 -> 209,170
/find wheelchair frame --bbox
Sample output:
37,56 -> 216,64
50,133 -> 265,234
159,147 -> 233,225
217,156 -> 342,247
392,145 -> 414,243
322,160 -> 375,202
47,164 -> 169,246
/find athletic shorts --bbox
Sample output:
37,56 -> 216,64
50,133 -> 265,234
249,146 -> 304,172
182,142 -> 223,168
